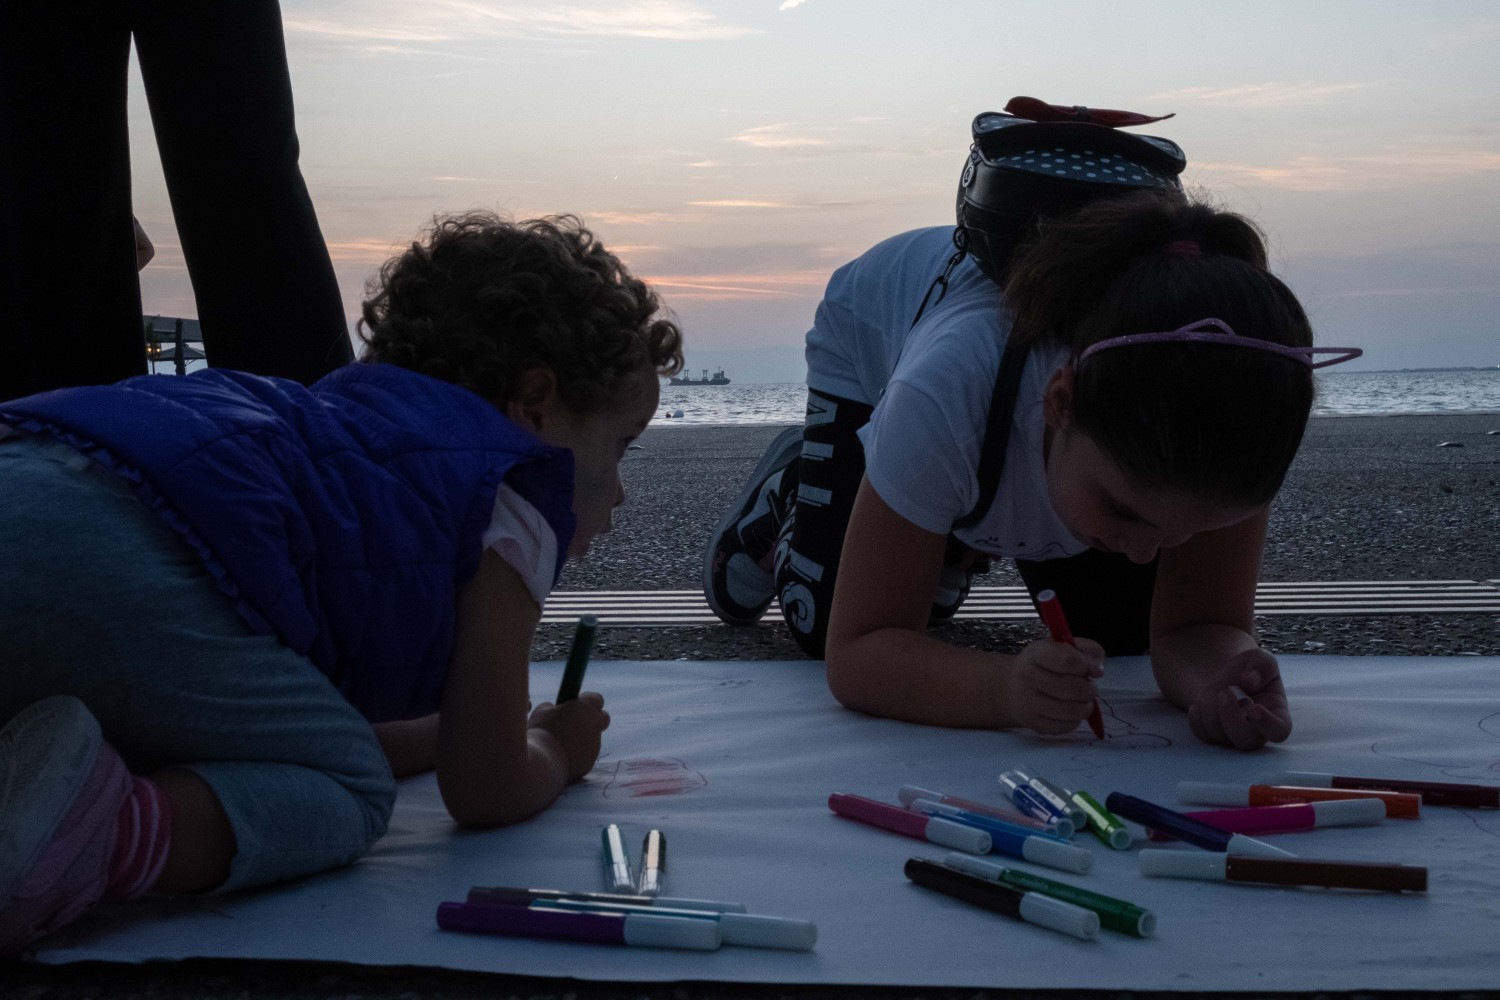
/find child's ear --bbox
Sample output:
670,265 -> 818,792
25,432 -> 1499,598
504,368 -> 560,433
1042,364 -> 1075,430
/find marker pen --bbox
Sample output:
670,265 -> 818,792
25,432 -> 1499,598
437,901 -> 721,950
910,798 -> 1091,874
637,829 -> 666,897
1025,773 -> 1090,829
897,784 -> 1059,835
903,858 -> 1098,941
829,793 -> 991,854
1260,771 -> 1498,810
941,852 -> 1155,938
1104,792 -> 1295,858
1035,589 -> 1104,739
555,614 -> 598,703
997,771 -> 1072,829
1003,769 -> 1086,829
540,897 -> 817,951
1176,780 -> 1421,819
1145,799 -> 1387,840
466,885 -> 746,913
1138,850 -> 1427,893
602,823 -> 635,892
1068,789 -> 1132,850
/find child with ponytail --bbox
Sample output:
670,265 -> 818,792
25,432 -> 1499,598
705,179 -> 1359,749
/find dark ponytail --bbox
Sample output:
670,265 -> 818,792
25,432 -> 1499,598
1005,190 -> 1316,507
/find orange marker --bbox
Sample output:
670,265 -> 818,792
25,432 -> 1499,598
1035,589 -> 1103,739
1176,780 -> 1421,819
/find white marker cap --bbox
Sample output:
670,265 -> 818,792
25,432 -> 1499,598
719,913 -> 818,951
620,912 -> 723,950
1017,893 -> 1099,940
926,816 -> 992,855
1311,797 -> 1387,826
898,784 -> 944,807
1020,835 -> 1093,874
1260,770 -> 1333,788
1225,833 -> 1297,859
940,852 -> 1007,882
1176,780 -> 1249,806
1138,850 -> 1228,881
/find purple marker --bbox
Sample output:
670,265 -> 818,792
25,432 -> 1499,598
436,901 -> 721,950
829,793 -> 991,855
1105,792 -> 1295,859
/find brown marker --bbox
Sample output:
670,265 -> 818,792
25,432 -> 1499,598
1140,850 -> 1427,893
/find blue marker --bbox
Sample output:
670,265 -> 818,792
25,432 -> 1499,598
999,770 -> 1070,828
909,798 -> 1091,874
1104,792 -> 1294,859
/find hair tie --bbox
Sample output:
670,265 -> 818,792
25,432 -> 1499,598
1161,240 -> 1202,256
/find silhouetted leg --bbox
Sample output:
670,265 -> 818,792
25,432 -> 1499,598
0,9 -> 145,400
133,1 -> 352,383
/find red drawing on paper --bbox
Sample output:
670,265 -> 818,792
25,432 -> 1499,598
602,757 -> 707,798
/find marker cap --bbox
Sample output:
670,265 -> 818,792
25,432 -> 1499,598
1311,797 -> 1387,826
927,815 -> 993,854
1225,833 -> 1297,859
1020,834 -> 1093,874
898,784 -> 945,807
719,913 -> 818,951
940,852 -> 1008,882
1016,893 -> 1099,941
619,912 -> 723,950
1139,850 -> 1228,880
1176,781 -> 1247,806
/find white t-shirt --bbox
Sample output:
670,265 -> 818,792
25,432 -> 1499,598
808,226 -> 1088,562
482,482 -> 558,607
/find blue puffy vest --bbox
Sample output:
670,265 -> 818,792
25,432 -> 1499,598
0,363 -> 576,721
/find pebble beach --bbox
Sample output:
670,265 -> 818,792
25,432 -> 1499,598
534,411 -> 1500,662
12,412 -> 1499,1000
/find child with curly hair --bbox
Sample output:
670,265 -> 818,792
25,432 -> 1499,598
0,212 -> 683,957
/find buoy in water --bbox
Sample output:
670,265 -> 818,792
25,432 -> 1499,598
673,409 -> 684,418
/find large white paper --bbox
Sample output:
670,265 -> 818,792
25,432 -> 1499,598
35,655 -> 1500,990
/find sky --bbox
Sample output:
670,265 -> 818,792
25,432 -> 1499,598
127,0 -> 1500,380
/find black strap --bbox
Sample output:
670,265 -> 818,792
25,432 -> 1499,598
953,336 -> 1031,529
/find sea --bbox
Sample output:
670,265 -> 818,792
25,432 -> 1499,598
654,368 -> 1500,427
149,355 -> 1499,427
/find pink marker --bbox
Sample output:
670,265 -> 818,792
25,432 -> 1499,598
897,784 -> 1059,835
829,793 -> 990,855
1145,798 -> 1387,841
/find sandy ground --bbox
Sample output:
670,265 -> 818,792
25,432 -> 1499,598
8,413 -> 1499,1000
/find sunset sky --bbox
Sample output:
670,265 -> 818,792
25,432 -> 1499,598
127,0 -> 1499,379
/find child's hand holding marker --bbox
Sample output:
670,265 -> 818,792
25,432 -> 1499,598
1008,591 -> 1105,737
528,615 -> 610,782
1185,646 -> 1291,751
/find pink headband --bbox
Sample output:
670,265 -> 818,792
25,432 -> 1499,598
1076,318 -> 1363,369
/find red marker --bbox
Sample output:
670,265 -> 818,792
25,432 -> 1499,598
1035,589 -> 1104,739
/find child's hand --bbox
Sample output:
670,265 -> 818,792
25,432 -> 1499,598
528,692 -> 610,781
1002,638 -> 1105,734
1186,648 -> 1292,751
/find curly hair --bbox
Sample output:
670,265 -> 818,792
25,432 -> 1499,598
358,212 -> 683,413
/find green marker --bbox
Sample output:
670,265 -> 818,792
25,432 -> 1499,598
1071,789 -> 1133,850
941,853 -> 1156,938
555,614 -> 598,703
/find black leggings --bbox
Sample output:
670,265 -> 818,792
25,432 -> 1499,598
774,387 -> 1157,658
